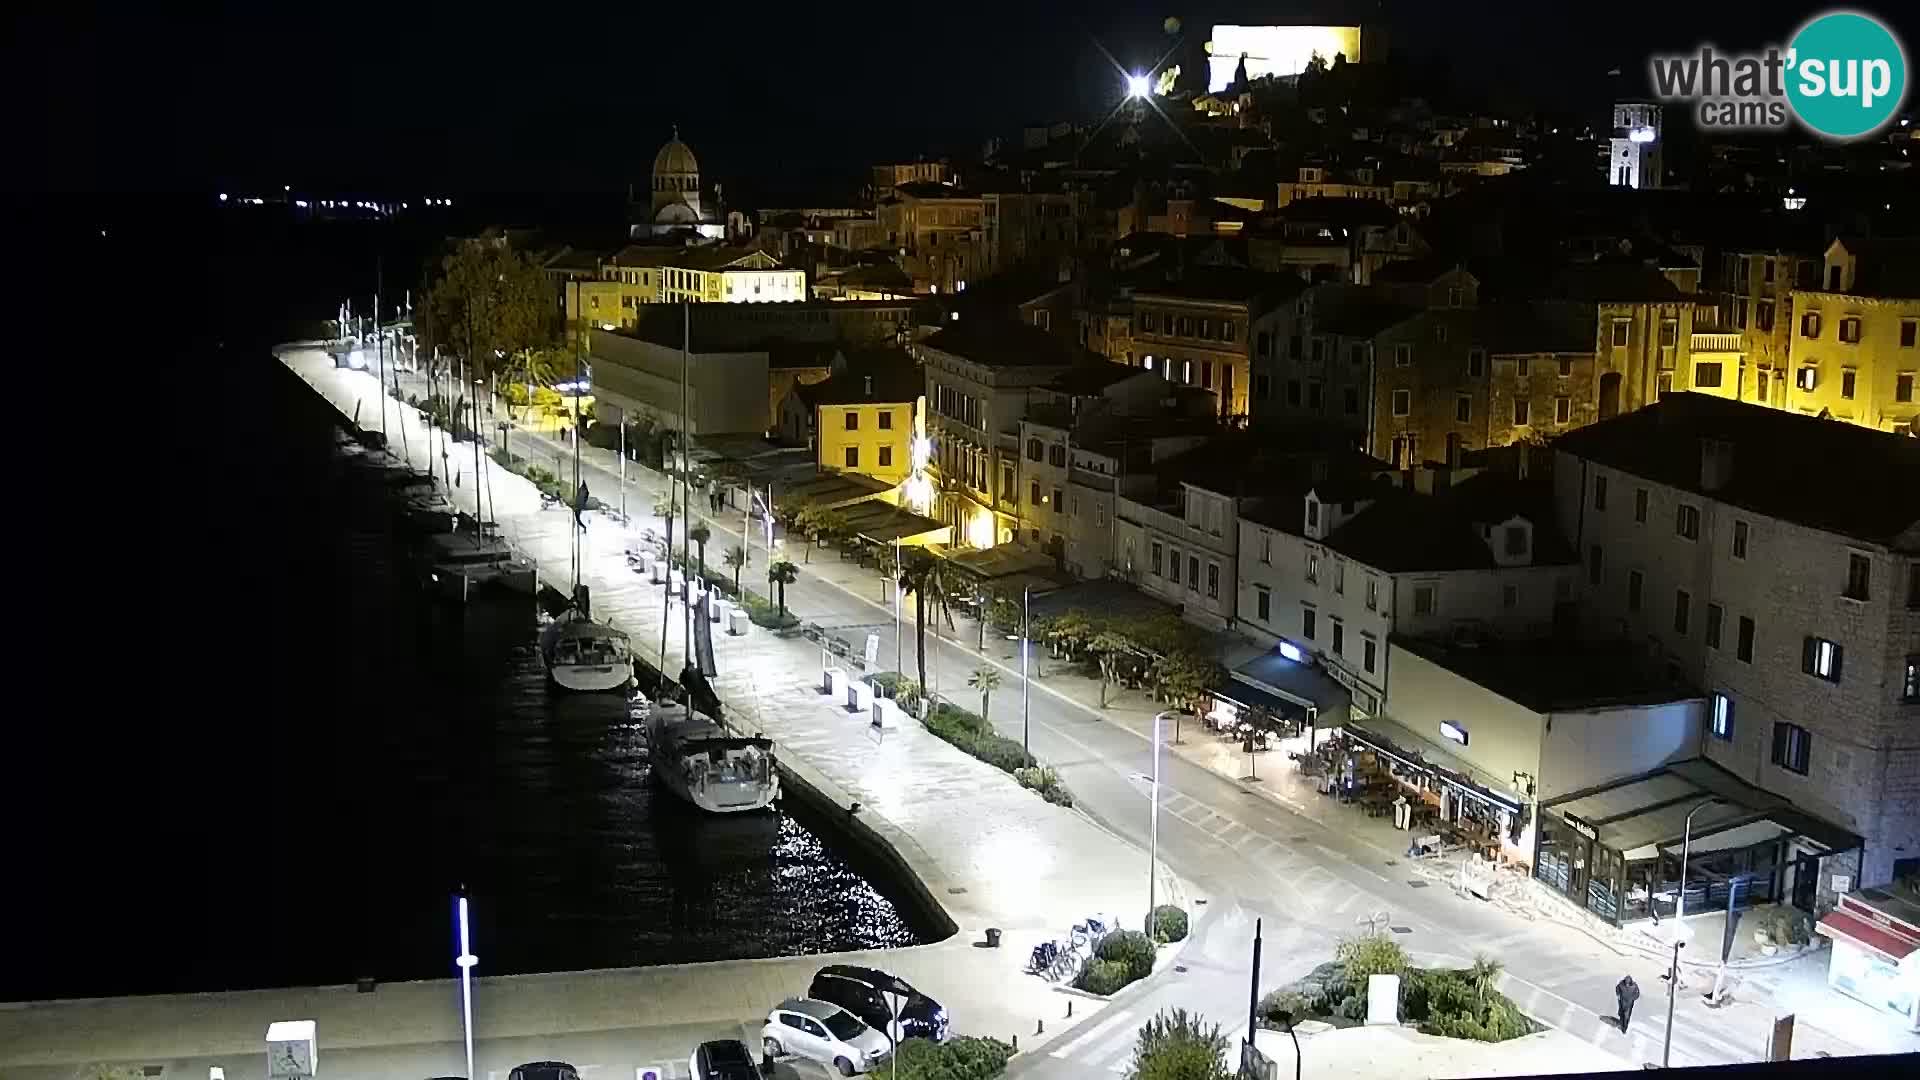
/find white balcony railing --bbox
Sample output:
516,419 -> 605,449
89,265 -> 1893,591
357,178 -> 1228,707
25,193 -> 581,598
1691,332 -> 1744,353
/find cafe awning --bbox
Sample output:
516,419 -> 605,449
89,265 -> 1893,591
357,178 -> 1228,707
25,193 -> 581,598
1818,910 -> 1919,965
1229,650 -> 1352,728
1213,675 -> 1311,722
1345,719 -> 1523,815
1543,757 -> 1862,862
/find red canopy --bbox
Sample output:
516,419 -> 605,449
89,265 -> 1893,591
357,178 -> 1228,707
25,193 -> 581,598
1817,909 -> 1919,964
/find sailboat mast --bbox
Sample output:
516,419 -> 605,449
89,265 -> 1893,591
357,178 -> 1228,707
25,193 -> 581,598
573,345 -> 584,593
681,301 -> 692,657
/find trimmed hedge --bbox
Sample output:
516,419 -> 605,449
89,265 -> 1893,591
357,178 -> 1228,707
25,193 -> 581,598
1076,959 -> 1133,996
1014,765 -> 1075,807
925,703 -> 1036,773
890,1035 -> 1015,1080
1098,929 -> 1158,982
1148,904 -> 1189,943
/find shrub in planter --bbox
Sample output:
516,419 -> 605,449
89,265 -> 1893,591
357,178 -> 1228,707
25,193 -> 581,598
1338,994 -> 1366,1021
1076,959 -> 1133,996
1258,989 -> 1312,1027
1148,905 -> 1189,943
973,733 -> 1036,772
1098,929 -> 1158,982
890,1034 -> 1014,1080
1334,933 -> 1409,997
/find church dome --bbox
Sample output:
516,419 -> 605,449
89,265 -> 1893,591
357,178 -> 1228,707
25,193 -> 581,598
654,132 -> 699,178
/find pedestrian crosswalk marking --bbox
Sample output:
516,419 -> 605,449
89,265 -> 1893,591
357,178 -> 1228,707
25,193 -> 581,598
1049,1008 -> 1137,1059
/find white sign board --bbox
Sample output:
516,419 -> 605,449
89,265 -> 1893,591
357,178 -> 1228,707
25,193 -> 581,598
1366,973 -> 1400,1025
865,633 -> 880,667
1831,874 -> 1851,894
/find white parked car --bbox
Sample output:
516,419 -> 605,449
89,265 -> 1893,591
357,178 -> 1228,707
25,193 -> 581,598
761,997 -> 892,1076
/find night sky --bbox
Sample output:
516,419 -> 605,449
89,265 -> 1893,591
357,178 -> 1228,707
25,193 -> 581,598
20,1 -> 1903,197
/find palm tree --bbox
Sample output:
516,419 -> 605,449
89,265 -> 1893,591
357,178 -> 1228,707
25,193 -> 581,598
688,521 -> 712,587
898,548 -> 939,691
1089,630 -> 1133,708
767,560 -> 799,618
968,667 -> 1002,722
652,493 -> 680,564
1467,954 -> 1504,1005
723,543 -> 747,595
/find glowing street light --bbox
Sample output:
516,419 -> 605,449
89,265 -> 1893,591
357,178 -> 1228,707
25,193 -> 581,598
454,893 -> 479,1079
1126,73 -> 1151,99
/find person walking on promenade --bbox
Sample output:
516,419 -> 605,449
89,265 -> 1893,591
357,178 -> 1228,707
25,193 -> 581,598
1616,974 -> 1641,1033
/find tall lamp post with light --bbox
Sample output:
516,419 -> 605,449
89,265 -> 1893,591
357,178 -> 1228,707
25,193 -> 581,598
1662,798 -> 1721,1068
454,892 -> 479,1079
1148,710 -> 1169,932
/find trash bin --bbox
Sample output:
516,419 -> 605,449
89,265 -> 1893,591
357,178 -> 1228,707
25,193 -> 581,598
985,927 -> 1002,948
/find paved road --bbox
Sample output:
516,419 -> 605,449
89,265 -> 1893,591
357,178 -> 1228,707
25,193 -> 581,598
463,403 -> 1768,1073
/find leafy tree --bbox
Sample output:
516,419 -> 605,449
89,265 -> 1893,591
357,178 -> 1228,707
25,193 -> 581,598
723,543 -> 747,594
968,667 -> 1002,722
1050,611 -> 1094,659
419,236 -> 553,381
1089,630 -> 1134,707
767,560 -> 799,618
811,507 -> 850,555
1467,954 -> 1503,1005
1128,1008 -> 1229,1080
652,493 -> 680,560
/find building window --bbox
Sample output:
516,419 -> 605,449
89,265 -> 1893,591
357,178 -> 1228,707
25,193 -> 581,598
1256,586 -> 1271,622
1502,582 -> 1519,609
878,410 -> 893,430
1771,722 -> 1811,776
1802,636 -> 1843,683
1611,319 -> 1631,347
1897,373 -> 1915,402
1756,300 -> 1774,331
1030,480 -> 1040,505
1710,693 -> 1734,741
1676,504 -> 1700,540
1797,366 -> 1818,391
1845,552 -> 1871,601
1260,532 -> 1273,565
1801,312 -> 1821,338
1634,488 -> 1648,524
1305,549 -> 1320,584
1841,369 -> 1858,400
1904,656 -> 1919,702
1303,606 -> 1316,640
1589,544 -> 1604,585
1395,344 -> 1412,367
1555,396 -> 1571,423
1187,556 -> 1200,592
1706,603 -> 1723,648
1363,637 -> 1377,674
1455,395 -> 1471,422
1516,356 -> 1531,377
1674,589 -> 1691,635
1256,373 -> 1273,399
1838,316 -> 1861,343
1413,584 -> 1436,615
1660,318 -> 1679,347
1694,362 -> 1723,388
1049,445 -> 1067,467
1331,619 -> 1345,655
1627,569 -> 1644,612
1559,356 -> 1574,377
844,446 -> 859,468
1737,615 -> 1756,663
1150,541 -> 1163,576
1052,486 -> 1063,510
878,446 -> 893,468
1732,520 -> 1749,559
1206,562 -> 1220,599
845,410 -> 859,430
1365,577 -> 1378,612
1503,525 -> 1527,556
1096,502 -> 1106,527
1333,560 -> 1345,595
1594,475 -> 1609,511
1468,349 -> 1486,376
1513,398 -> 1530,425
1391,389 -> 1411,417
1026,438 -> 1042,460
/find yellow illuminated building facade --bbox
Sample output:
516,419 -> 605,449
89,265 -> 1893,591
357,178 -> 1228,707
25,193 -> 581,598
564,248 -> 807,330
816,397 -> 922,487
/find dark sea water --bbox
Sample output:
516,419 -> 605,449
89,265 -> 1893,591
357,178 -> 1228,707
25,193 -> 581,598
11,198 -> 932,1002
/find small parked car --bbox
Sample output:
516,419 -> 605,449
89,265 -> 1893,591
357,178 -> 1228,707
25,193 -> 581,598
690,1038 -> 763,1080
508,1064 -> 581,1080
808,964 -> 949,1042
762,997 -> 892,1076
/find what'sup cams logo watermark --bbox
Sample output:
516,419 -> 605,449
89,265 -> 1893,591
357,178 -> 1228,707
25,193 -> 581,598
1649,10 -> 1908,139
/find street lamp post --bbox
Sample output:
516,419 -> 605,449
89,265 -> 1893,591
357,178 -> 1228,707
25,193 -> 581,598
454,893 -> 479,1080
895,537 -> 903,673
1021,586 -> 1032,755
1149,710 -> 1165,933
1664,798 -> 1721,1068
